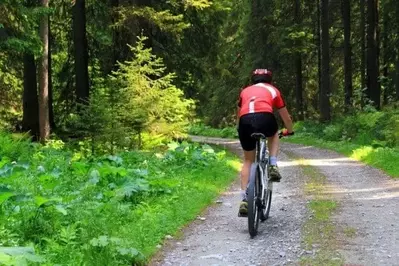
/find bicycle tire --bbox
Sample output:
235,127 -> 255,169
260,181 -> 272,221
247,163 -> 260,237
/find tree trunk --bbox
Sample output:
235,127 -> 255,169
319,0 -> 331,122
22,53 -> 39,139
360,0 -> 366,107
295,0 -> 304,120
73,0 -> 90,105
316,0 -> 321,112
38,0 -> 50,142
381,3 -> 390,105
366,0 -> 381,109
396,2 -> 399,101
342,0 -> 353,110
111,0 -> 120,71
396,60 -> 399,101
49,15 -> 56,129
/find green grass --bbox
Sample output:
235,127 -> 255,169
343,227 -> 357,238
0,132 -> 240,265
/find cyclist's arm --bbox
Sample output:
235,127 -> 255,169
236,94 -> 242,126
272,88 -> 293,133
236,107 -> 240,126
277,107 -> 293,133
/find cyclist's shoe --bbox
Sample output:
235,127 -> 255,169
238,200 -> 248,217
269,165 -> 282,182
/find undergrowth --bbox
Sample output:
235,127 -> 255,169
0,132 -> 240,265
188,123 -> 237,139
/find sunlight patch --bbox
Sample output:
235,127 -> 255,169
351,146 -> 373,160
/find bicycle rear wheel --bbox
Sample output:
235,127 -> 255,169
247,163 -> 260,237
260,180 -> 273,221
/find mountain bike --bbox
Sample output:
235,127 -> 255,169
246,133 -> 272,237
246,131 -> 289,237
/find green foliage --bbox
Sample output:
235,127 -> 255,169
116,6 -> 190,37
0,131 -> 239,264
65,36 -> 194,153
110,35 -> 195,142
294,108 -> 399,148
189,123 -> 238,138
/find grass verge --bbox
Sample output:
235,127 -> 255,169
285,135 -> 399,178
285,154 -> 344,266
0,132 -> 240,265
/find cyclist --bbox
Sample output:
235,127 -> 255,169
237,69 -> 294,216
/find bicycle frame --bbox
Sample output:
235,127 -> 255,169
256,137 -> 273,202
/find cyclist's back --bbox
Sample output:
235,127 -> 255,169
239,82 -> 285,117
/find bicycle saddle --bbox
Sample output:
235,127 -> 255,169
251,133 -> 266,139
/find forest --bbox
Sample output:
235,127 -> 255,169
1,0 -> 399,143
0,0 -> 399,265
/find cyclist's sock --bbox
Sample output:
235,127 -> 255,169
270,156 -> 277,166
241,190 -> 247,200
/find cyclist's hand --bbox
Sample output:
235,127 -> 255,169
279,129 -> 294,138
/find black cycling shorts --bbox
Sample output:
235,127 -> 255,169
238,112 -> 278,151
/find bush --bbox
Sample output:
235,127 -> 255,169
322,124 -> 343,141
295,108 -> 399,148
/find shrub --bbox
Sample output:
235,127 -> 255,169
322,124 -> 343,141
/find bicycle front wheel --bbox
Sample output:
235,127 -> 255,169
260,180 -> 273,221
247,163 -> 260,237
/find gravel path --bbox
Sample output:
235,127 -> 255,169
150,137 -> 308,266
150,137 -> 399,266
284,143 -> 399,266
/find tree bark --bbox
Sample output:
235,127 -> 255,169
381,3 -> 390,105
396,1 -> 399,100
366,0 -> 381,109
111,0 -> 120,71
315,0 -> 321,112
22,53 -> 39,139
38,0 -> 50,142
295,0 -> 304,120
319,0 -> 331,122
360,0 -> 366,107
73,0 -> 90,105
342,0 -> 353,110
49,15 -> 55,129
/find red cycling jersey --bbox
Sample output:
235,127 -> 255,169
238,83 -> 285,117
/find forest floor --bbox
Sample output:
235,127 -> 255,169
149,136 -> 399,266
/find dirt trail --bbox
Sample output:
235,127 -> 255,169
150,137 -> 399,266
284,143 -> 399,266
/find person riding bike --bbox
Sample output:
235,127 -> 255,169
237,69 -> 294,216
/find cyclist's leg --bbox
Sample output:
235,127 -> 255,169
267,133 -> 282,181
241,150 -> 256,193
267,132 -> 279,161
238,150 -> 255,216
238,114 -> 257,215
256,112 -> 282,182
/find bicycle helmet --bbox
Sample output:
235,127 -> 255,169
251,69 -> 272,84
